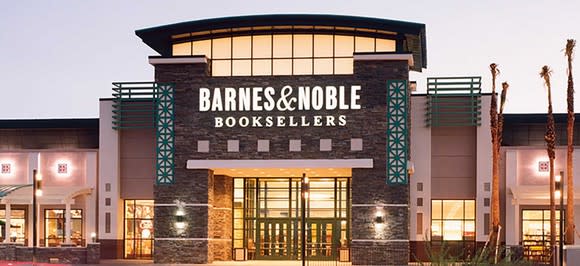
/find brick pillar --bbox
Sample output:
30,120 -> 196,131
350,58 -> 411,265
153,169 -> 213,264
209,175 -> 233,261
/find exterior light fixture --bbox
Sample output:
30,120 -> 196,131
57,163 -> 68,174
374,208 -> 384,224
409,81 -> 417,92
174,200 -> 187,232
538,161 -> 550,173
1,163 -> 11,175
407,160 -> 415,176
90,232 -> 97,243
55,160 -> 72,177
35,172 -> 43,197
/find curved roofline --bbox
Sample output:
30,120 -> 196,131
136,14 -> 427,69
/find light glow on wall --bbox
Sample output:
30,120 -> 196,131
54,160 -> 72,177
0,160 -> 15,177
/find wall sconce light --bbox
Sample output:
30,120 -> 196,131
90,232 -> 97,243
555,173 -> 562,198
407,160 -> 415,176
174,200 -> 187,232
57,163 -> 68,174
35,172 -> 43,197
538,161 -> 550,173
409,81 -> 417,92
1,163 -> 11,175
375,208 -> 384,224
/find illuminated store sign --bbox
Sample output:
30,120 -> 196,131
199,85 -> 361,128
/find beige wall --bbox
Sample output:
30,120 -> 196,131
39,152 -> 87,187
431,126 -> 476,199
120,129 -> 155,199
0,153 -> 29,184
410,95 -> 432,241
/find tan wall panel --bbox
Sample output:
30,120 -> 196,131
431,136 -> 475,156
120,129 -> 155,199
431,177 -> 476,199
431,156 -> 475,178
431,127 -> 476,198
121,178 -> 154,199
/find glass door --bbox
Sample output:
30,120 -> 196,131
256,219 -> 292,259
124,200 -> 154,259
306,219 -> 338,259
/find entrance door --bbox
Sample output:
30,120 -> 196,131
256,219 -> 292,259
306,219 -> 338,260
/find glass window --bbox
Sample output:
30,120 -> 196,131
273,59 -> 292,75
212,60 -> 231,76
252,59 -> 271,76
376,38 -> 396,52
177,31 -> 398,76
431,200 -> 475,242
233,36 -> 252,59
172,42 -> 191,56
192,40 -> 211,57
124,200 -> 154,259
233,60 -> 251,76
314,35 -> 333,57
293,34 -> 313,58
0,209 -> 26,243
293,59 -> 312,75
334,58 -> 353,74
335,35 -> 354,57
253,35 -> 272,59
522,209 -> 563,262
273,35 -> 292,58
212,37 -> 231,59
44,209 -> 83,247
314,59 -> 333,75
355,36 -> 374,53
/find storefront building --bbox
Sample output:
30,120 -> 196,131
4,14 -> 578,266
98,14 -> 426,265
0,119 -> 98,248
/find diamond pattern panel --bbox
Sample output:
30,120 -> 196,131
386,80 -> 408,185
156,83 -> 175,184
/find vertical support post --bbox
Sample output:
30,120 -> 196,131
4,202 -> 10,243
560,170 -> 564,266
32,169 -> 37,263
65,201 -> 72,244
301,173 -> 309,266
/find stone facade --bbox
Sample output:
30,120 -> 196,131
0,243 -> 100,264
153,57 -> 410,265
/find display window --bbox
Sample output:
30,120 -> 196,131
124,200 -> 154,259
44,209 -> 83,246
430,200 -> 476,259
521,209 -> 562,262
0,209 -> 26,243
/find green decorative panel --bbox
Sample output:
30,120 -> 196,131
386,80 -> 408,185
156,83 -> 175,184
426,76 -> 482,127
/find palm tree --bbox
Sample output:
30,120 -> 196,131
489,63 -> 501,251
565,39 -> 576,245
540,65 -> 557,250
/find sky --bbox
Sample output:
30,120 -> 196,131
1,0 -> 579,118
